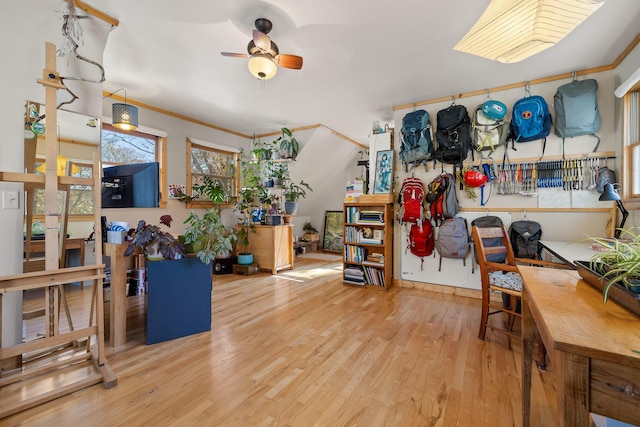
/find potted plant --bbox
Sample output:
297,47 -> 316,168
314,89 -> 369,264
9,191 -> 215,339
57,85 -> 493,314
125,215 -> 186,260
178,175 -> 229,205
282,179 -> 312,214
588,228 -> 640,302
277,127 -> 300,160
183,208 -> 238,265
302,222 -> 320,242
236,224 -> 256,265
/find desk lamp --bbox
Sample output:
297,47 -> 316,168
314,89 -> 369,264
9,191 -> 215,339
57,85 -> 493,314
599,183 -> 628,239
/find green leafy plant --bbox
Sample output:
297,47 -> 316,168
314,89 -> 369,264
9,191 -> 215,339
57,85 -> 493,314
282,179 -> 312,203
277,127 -> 299,160
125,215 -> 186,260
183,208 -> 237,264
178,175 -> 228,204
588,228 -> 640,302
303,222 -> 318,233
236,224 -> 256,255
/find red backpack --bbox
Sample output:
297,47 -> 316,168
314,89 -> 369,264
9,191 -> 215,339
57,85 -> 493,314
398,177 -> 425,224
406,218 -> 434,270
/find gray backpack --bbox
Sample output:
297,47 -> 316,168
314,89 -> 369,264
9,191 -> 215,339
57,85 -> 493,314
435,216 -> 469,271
554,78 -> 601,155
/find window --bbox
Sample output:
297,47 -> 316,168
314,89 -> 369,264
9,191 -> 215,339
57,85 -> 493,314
102,123 -> 167,207
623,89 -> 640,208
32,161 -> 94,218
186,138 -> 240,207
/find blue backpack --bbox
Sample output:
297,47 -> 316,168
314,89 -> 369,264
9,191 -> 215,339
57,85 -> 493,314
400,109 -> 435,172
509,94 -> 552,155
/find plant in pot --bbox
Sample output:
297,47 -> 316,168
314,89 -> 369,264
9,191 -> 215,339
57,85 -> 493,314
282,179 -> 312,215
588,228 -> 640,302
236,224 -> 256,265
183,208 -> 238,265
302,222 -> 320,242
277,127 -> 299,160
125,215 -> 186,260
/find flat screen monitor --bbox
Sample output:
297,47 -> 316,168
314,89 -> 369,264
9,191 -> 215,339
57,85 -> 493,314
102,162 -> 160,208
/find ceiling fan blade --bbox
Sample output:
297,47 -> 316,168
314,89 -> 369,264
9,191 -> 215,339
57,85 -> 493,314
221,52 -> 249,58
276,54 -> 303,70
253,30 -> 271,51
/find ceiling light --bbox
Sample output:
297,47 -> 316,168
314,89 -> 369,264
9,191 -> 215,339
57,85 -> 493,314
106,88 -> 138,131
454,0 -> 604,64
248,54 -> 278,80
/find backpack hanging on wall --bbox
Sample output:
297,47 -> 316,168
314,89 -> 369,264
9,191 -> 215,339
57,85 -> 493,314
471,102 -> 509,155
435,216 -> 469,272
427,173 -> 459,226
406,218 -> 435,270
397,177 -> 426,224
400,109 -> 435,172
508,86 -> 552,156
435,103 -> 472,167
554,77 -> 601,156
508,219 -> 542,259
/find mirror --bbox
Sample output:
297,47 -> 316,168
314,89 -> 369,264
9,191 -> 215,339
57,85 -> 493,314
23,101 -> 101,246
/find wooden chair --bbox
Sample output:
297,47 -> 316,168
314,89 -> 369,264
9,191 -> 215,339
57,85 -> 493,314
472,225 -> 570,349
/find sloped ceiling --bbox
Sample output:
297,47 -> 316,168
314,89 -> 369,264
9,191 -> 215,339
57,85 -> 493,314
87,0 -> 640,146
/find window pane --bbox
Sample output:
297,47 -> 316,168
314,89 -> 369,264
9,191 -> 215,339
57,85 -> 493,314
102,129 -> 156,164
190,146 -> 236,198
633,142 -> 640,196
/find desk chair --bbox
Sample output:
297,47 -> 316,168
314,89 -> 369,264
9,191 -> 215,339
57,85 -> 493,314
472,225 -> 570,356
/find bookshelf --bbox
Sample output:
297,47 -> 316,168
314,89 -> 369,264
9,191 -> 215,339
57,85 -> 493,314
342,201 -> 393,290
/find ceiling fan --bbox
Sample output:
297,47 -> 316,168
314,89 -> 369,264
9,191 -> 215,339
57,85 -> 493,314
221,18 -> 303,80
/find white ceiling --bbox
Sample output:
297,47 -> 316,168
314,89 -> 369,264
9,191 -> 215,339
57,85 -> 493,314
86,0 -> 640,146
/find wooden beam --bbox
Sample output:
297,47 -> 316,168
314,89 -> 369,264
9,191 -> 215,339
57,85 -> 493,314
63,0 -> 119,27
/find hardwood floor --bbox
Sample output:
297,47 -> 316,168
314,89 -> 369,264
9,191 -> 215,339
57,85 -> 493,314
3,256 -> 557,426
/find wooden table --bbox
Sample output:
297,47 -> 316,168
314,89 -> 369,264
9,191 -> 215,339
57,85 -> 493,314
103,242 -> 129,348
539,240 -> 599,268
23,237 -> 86,273
520,266 -> 640,426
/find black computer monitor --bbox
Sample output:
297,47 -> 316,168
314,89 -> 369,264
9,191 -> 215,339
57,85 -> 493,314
101,162 -> 160,208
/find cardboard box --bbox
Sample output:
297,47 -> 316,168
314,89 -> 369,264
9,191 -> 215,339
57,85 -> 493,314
233,263 -> 260,275
358,194 -> 393,204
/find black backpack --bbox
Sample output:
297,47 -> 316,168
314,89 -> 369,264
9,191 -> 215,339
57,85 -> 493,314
471,216 -> 506,273
435,104 -> 472,167
400,109 -> 435,172
508,220 -> 542,259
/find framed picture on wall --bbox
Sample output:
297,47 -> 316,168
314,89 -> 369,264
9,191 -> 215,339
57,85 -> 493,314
322,210 -> 343,253
373,150 -> 393,194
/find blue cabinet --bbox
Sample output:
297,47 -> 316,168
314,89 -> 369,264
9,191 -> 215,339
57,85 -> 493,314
145,257 -> 212,344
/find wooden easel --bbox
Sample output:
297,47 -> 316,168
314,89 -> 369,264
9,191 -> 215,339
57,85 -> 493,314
0,42 -> 116,418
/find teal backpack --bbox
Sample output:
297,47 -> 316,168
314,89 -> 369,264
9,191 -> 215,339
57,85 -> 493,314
554,78 -> 601,156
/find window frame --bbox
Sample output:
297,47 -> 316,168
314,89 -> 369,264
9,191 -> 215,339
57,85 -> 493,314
102,123 -> 167,208
622,85 -> 640,209
185,138 -> 240,209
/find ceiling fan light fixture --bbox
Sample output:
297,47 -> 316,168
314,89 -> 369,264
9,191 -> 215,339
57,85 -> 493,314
454,0 -> 604,63
248,54 -> 278,80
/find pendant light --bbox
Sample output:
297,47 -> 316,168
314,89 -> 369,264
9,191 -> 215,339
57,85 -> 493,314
107,88 -> 138,131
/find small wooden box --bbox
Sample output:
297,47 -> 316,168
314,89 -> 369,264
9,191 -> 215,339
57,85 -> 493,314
233,263 -> 260,275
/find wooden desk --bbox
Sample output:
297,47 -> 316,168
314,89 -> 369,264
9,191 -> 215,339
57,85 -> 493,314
521,266 -> 640,426
539,240 -> 598,268
23,237 -> 86,273
103,242 -> 129,348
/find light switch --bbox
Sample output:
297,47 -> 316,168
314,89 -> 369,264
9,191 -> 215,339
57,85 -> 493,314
2,190 -> 19,209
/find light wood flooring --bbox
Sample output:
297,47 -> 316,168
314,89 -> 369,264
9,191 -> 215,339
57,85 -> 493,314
2,255 -> 559,426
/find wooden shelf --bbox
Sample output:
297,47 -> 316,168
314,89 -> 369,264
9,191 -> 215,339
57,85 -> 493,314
343,202 -> 393,290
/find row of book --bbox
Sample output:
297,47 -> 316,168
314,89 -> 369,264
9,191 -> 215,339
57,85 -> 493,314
344,244 -> 367,263
344,226 -> 382,245
344,207 -> 384,224
344,265 -> 366,285
343,264 -> 385,287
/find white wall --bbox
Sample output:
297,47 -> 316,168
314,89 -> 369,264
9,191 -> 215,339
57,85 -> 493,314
0,1 -> 111,345
393,69 -> 621,290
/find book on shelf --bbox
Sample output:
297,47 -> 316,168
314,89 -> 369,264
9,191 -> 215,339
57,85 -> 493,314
360,238 -> 382,245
